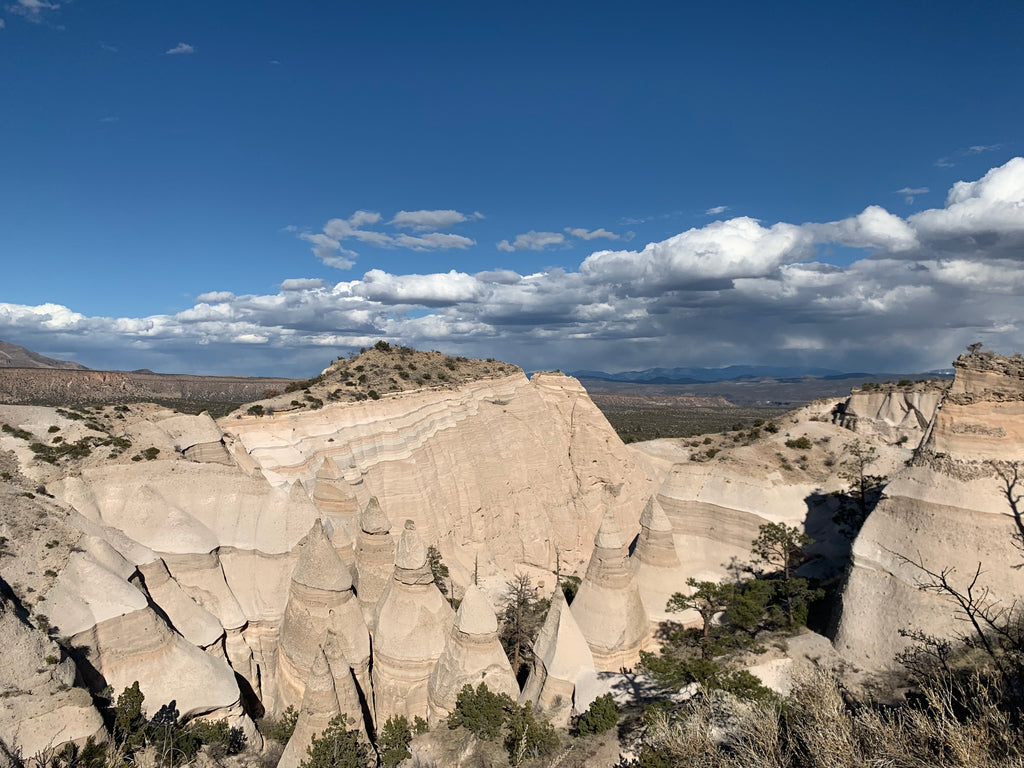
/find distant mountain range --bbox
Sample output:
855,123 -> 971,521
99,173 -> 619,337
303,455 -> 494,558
0,340 -> 88,370
571,365 -> 934,384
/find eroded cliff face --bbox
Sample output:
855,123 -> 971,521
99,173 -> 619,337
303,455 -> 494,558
836,387 -> 944,445
0,360 -> 655,757
222,371 -> 655,577
835,352 -> 1024,668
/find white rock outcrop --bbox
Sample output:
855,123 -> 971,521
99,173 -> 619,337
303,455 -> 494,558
372,522 -> 455,724
520,585 -> 596,725
427,584 -> 518,723
571,508 -> 649,671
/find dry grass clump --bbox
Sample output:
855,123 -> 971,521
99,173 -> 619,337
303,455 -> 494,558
632,668 -> 1024,768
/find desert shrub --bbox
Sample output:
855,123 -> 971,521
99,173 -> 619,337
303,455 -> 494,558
299,714 -> 369,768
378,715 -> 414,768
448,683 -> 512,740
259,705 -> 298,743
246,405 -> 265,417
784,436 -> 811,450
505,702 -> 558,766
426,545 -> 450,597
575,693 -> 619,736
186,719 -> 246,757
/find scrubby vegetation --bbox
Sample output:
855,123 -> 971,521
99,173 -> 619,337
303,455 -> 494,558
446,683 -> 559,766
639,523 -> 822,704
0,681 -> 250,768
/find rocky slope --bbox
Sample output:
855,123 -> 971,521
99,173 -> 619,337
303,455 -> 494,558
0,340 -> 88,370
834,351 -> 1024,668
0,347 -> 660,759
0,368 -> 297,412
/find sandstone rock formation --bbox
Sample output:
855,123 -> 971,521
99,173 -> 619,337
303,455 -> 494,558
427,584 -> 518,723
630,495 -> 685,623
222,371 -> 655,578
277,648 -> 342,768
571,507 -> 649,671
353,497 -> 395,626
834,387 -> 943,445
835,351 -> 1024,668
0,588 -> 106,760
275,519 -> 370,716
372,521 -> 455,724
520,585 -> 596,725
0,351 -> 658,760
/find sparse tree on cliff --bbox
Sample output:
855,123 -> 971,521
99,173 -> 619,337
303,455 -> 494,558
833,441 -> 886,539
751,522 -> 820,628
498,574 -> 549,682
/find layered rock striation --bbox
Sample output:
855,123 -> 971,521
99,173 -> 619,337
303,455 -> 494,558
222,372 -> 655,577
835,351 -> 1024,668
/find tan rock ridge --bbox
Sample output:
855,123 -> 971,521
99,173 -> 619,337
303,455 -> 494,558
0,350 -> 659,760
835,350 -> 1024,668
221,371 -> 655,577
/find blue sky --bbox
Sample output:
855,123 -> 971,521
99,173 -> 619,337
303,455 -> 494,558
1,0 -> 1023,376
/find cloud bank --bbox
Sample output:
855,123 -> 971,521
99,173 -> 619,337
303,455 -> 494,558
298,209 -> 479,268
4,159 -> 1024,376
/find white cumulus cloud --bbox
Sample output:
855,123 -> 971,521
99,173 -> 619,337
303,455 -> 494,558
580,217 -> 813,291
811,205 -> 919,252
497,231 -> 567,252
166,42 -> 195,55
565,227 -> 621,241
6,159 -> 1024,376
390,209 -> 482,231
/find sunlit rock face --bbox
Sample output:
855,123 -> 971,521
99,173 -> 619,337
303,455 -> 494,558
837,389 -> 943,445
571,507 -> 649,671
835,351 -> 1024,668
371,522 -> 455,724
427,584 -> 517,724
520,585 -> 596,726
0,588 -> 107,758
274,519 -> 370,717
2,360 -> 657,759
277,649 -> 342,768
353,496 -> 395,627
222,372 -> 655,578
630,495 -> 686,624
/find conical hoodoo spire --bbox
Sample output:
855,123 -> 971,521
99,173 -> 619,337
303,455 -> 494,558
277,648 -> 343,768
571,505 -> 649,670
427,584 -> 518,723
520,583 -> 596,726
275,519 -> 370,716
353,496 -> 395,626
630,495 -> 685,623
371,520 -> 455,723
